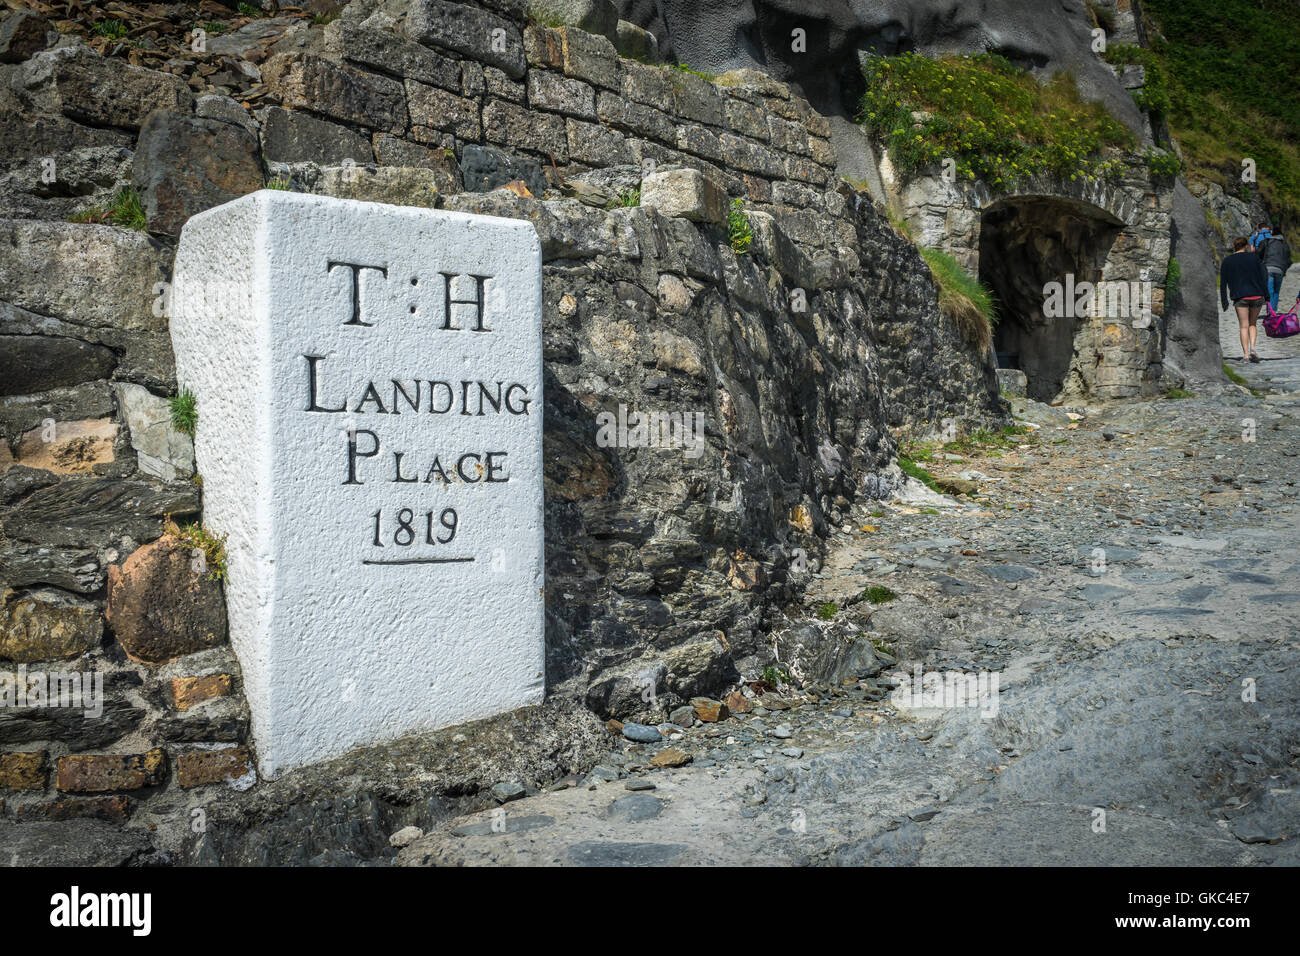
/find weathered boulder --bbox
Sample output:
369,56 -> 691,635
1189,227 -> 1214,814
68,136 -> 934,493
2,478 -> 198,550
7,418 -> 117,476
640,166 -> 727,223
264,52 -> 408,132
0,133 -> 132,222
0,9 -> 51,63
0,221 -> 175,388
314,164 -> 440,206
0,751 -> 45,789
259,106 -> 373,165
0,696 -> 145,752
1163,181 -> 1227,387
0,541 -> 104,595
0,220 -> 169,333
56,749 -> 166,793
0,336 -> 117,395
195,95 -> 260,136
543,0 -> 619,40
0,588 -> 102,663
460,143 -> 547,196
131,111 -> 264,236
14,46 -> 192,131
106,534 -> 228,665
404,0 -> 527,79
614,19 -> 658,62
114,384 -> 195,482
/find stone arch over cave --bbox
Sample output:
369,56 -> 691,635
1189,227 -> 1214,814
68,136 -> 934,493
979,195 -> 1126,402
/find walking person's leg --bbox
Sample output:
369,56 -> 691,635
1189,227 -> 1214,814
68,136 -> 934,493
1269,271 -> 1283,310
1249,303 -> 1262,360
1237,305 -> 1252,360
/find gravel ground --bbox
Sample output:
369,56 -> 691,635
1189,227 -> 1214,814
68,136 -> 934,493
398,372 -> 1300,866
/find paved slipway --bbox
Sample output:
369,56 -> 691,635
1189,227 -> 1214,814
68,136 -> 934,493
398,342 -> 1300,867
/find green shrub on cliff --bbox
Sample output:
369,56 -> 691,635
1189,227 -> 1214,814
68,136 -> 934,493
1141,0 -> 1300,233
728,198 -> 753,254
858,52 -> 1132,188
1102,44 -> 1172,118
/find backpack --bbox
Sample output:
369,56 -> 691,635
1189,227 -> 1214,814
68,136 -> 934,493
1259,236 -> 1292,272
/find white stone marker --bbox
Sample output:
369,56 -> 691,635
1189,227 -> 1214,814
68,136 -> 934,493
170,191 -> 544,778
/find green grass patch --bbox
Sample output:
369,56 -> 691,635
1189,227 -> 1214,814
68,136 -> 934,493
616,187 -> 641,207
862,585 -> 897,604
236,2 -> 263,17
898,454 -> 942,493
919,247 -> 997,351
858,52 -> 1132,188
760,664 -> 791,685
1164,387 -> 1196,400
942,424 -> 1032,455
169,388 -> 198,436
69,187 -> 147,230
887,210 -> 915,241
166,519 -> 228,582
1222,363 -> 1248,386
93,18 -> 129,39
815,601 -> 840,620
728,198 -> 753,254
1103,44 -> 1172,118
669,62 -> 717,82
526,4 -> 567,28
1165,257 -> 1182,300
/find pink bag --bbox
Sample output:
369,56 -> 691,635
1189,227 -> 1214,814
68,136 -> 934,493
1263,300 -> 1300,338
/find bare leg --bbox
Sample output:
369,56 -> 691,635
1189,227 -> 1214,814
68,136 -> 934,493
1248,304 -> 1261,356
1236,305 -> 1251,358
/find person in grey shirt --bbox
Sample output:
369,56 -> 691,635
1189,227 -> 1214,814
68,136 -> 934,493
1255,229 -> 1292,311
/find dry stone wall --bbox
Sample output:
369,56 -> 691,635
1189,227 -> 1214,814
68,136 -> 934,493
0,0 -> 1001,854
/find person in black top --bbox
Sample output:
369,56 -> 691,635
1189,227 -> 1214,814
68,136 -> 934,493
1221,236 -> 1270,362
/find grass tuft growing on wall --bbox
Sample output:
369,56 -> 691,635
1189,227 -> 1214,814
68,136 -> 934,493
69,187 -> 147,230
169,388 -> 198,436
919,247 -> 997,352
728,198 -> 753,254
166,518 -> 228,582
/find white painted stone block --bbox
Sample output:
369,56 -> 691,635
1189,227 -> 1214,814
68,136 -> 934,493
170,191 -> 545,778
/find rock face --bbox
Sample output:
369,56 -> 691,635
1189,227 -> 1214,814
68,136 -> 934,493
0,588 -> 103,663
105,535 -> 228,665
615,0 -> 1148,137
640,166 -> 727,223
14,46 -> 193,131
131,111 -> 264,236
1163,181 -> 1227,388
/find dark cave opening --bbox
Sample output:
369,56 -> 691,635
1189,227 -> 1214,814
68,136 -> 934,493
980,197 -> 1125,402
